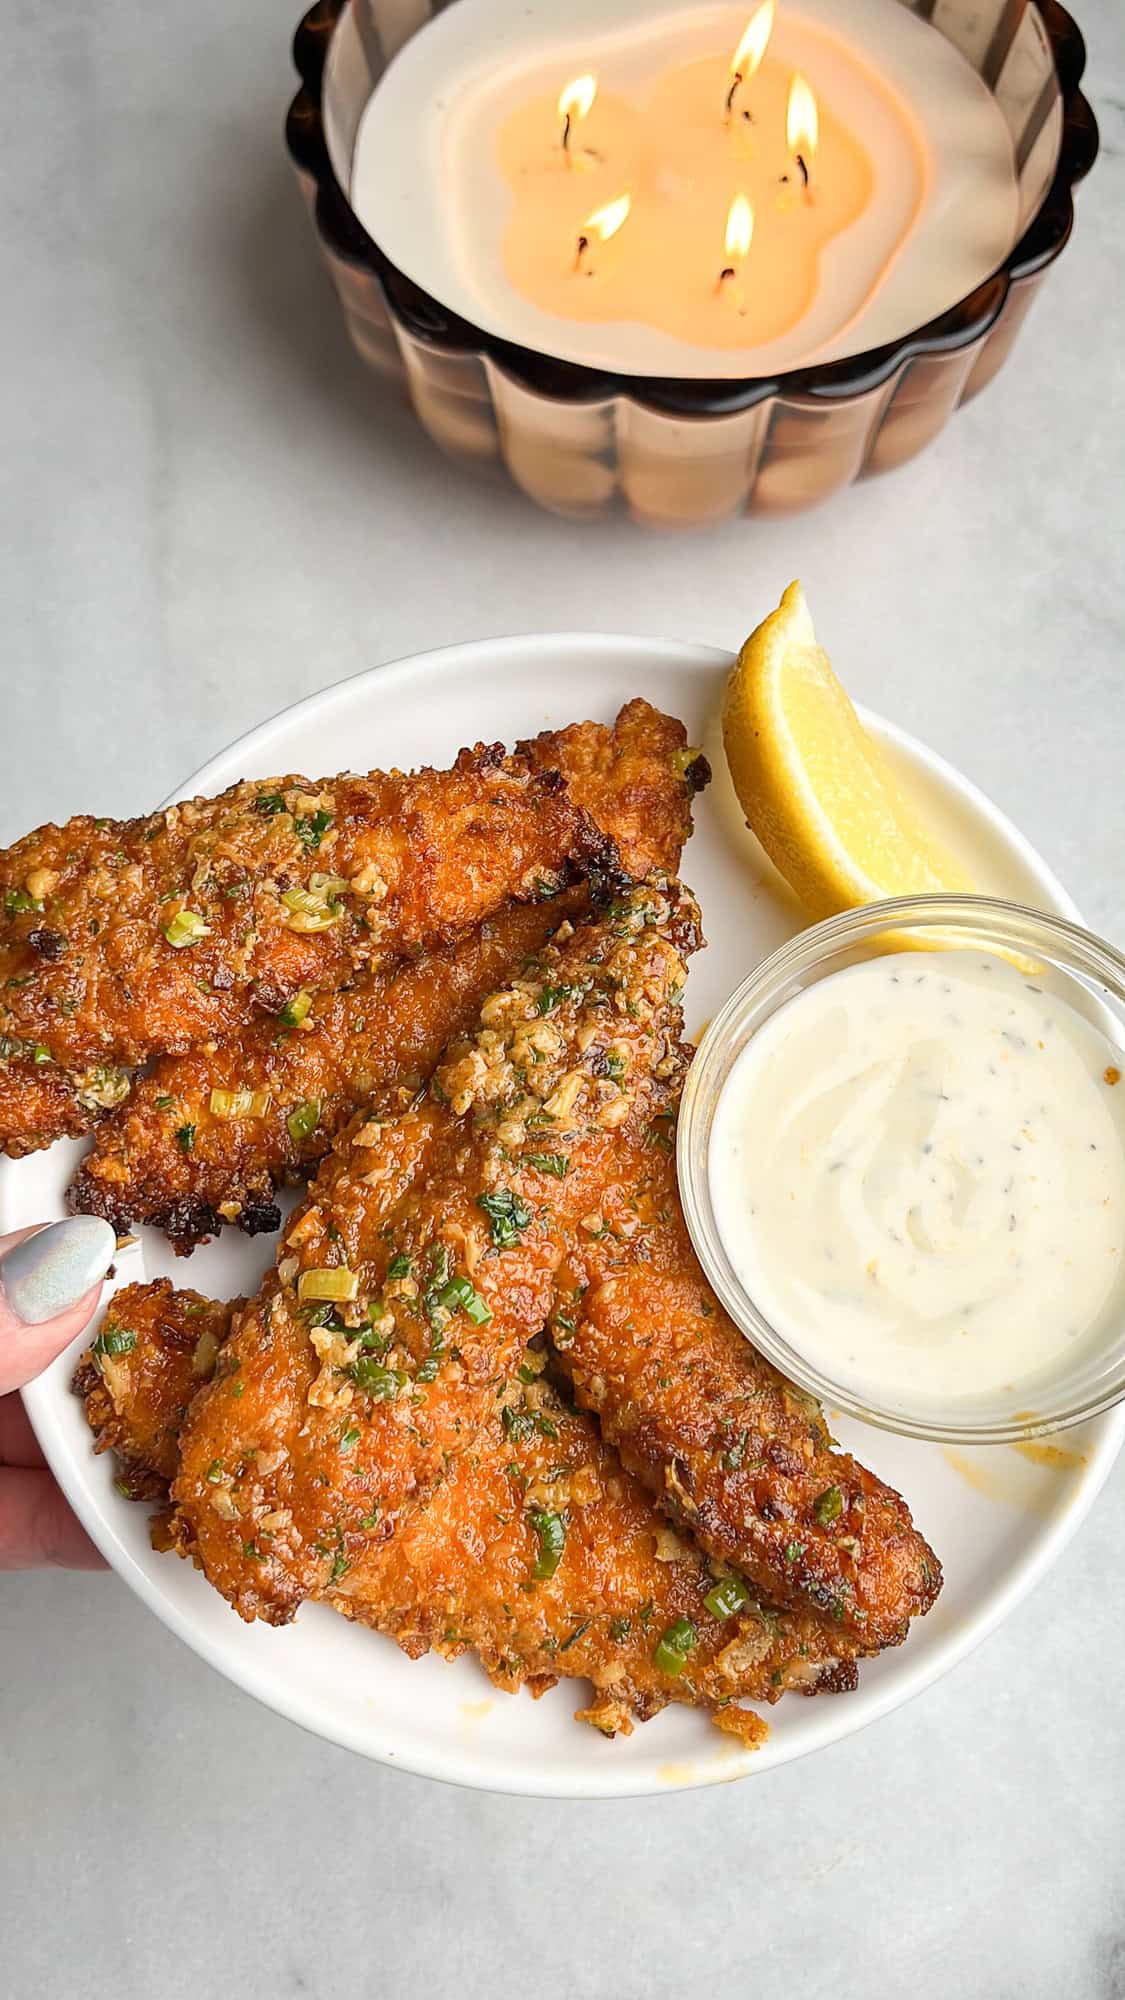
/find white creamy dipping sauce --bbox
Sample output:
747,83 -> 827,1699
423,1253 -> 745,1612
710,951 -> 1125,1408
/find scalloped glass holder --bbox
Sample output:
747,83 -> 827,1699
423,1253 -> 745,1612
286,0 -> 1097,527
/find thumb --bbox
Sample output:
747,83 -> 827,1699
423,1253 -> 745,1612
0,1218 -> 117,1397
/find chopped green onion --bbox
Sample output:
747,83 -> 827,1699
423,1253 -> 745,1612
210,1087 -> 271,1120
477,1188 -> 531,1249
297,1267 -> 358,1303
559,1619 -> 591,1653
416,1356 -> 440,1383
722,1429 -> 749,1472
605,1052 -> 626,1080
205,1459 -> 224,1483
280,886 -> 338,931
551,1311 -> 576,1348
783,1541 -> 805,1565
163,908 -> 211,949
524,1153 -> 570,1179
501,1405 -> 535,1444
329,1550 -> 349,1582
309,874 -> 349,899
348,1356 -> 407,1399
437,1275 -> 492,1325
279,989 -> 313,1027
154,1094 -> 174,1111
703,1575 -> 752,1621
529,1508 -> 567,1580
609,1616 -> 631,1642
338,1427 -> 361,1453
31,1044 -> 52,1066
4,889 -> 44,917
254,793 -> 289,815
501,1404 -> 556,1444
535,983 -> 573,1016
814,1485 -> 844,1525
386,1253 -> 412,1280
295,810 -> 332,849
287,1099 -> 321,1143
174,1124 -> 196,1152
92,1325 -> 136,1358
653,1616 -> 698,1677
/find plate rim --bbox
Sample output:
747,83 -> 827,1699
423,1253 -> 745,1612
17,631 -> 1125,1798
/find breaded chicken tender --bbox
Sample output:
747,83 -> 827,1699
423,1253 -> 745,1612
3,700 -> 703,1157
68,897 -> 581,1250
552,1144 -> 942,1652
170,884 -> 700,1625
75,1282 -> 859,1736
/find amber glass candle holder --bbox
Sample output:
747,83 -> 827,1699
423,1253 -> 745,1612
286,0 -> 1097,528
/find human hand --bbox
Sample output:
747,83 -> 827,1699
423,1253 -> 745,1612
1,1217 -> 116,1569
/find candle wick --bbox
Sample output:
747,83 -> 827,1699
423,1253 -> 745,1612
796,152 -> 810,189
716,265 -> 736,296
724,71 -> 742,119
574,232 -> 590,273
562,112 -> 572,154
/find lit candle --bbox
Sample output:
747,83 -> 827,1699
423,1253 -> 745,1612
351,0 -> 1020,379
724,3 -> 775,124
559,73 -> 597,164
787,72 -> 818,193
717,194 -> 753,312
574,193 -> 632,273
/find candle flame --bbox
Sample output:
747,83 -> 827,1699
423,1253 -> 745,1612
584,192 -> 632,244
558,73 -> 597,125
724,193 -> 754,263
730,2 -> 775,82
786,73 -> 819,160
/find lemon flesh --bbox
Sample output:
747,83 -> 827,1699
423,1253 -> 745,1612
723,581 -> 973,920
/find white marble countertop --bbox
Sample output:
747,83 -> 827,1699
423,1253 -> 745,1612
3,1 -> 1124,1992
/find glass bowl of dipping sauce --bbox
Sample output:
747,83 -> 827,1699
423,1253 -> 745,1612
678,896 -> 1125,1445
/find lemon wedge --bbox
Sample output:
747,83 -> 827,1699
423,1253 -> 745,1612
723,581 -> 974,919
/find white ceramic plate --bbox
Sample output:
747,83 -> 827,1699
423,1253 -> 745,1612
13,636 -> 1124,1798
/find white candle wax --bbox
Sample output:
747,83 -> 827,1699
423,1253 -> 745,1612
350,0 -> 1019,379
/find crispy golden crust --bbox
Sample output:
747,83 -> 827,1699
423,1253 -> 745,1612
74,1283 -> 858,1732
73,1283 -> 237,1498
553,1143 -> 943,1652
68,897 -> 581,1251
341,1367 -> 860,1724
0,751 -> 590,1157
170,885 -> 700,1625
520,698 -> 707,883
3,700 -> 701,1159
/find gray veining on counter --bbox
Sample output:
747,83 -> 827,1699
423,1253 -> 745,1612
2,2 -> 1124,1994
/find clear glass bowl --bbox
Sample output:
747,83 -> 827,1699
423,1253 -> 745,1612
285,0 -> 1098,526
677,895 -> 1125,1445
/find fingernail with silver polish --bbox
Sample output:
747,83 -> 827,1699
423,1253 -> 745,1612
0,1217 -> 117,1325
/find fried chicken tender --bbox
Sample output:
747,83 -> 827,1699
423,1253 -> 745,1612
519,701 -> 707,885
74,1284 -> 237,1498
2,700 -> 701,1158
74,1281 -> 859,1735
343,1367 -> 861,1729
170,884 -> 700,1625
552,1143 -> 943,1652
68,897 -> 581,1251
